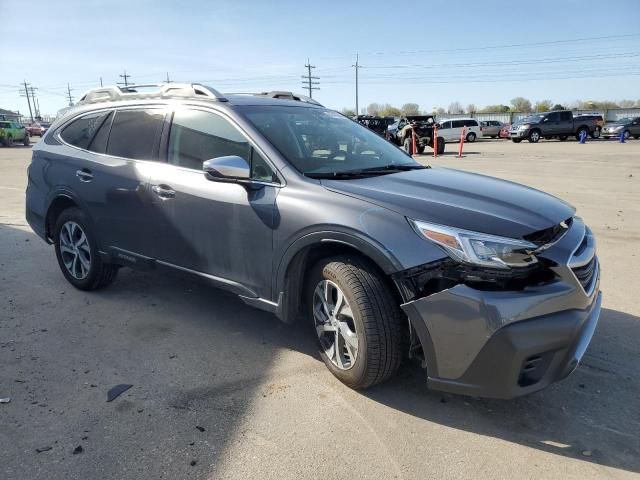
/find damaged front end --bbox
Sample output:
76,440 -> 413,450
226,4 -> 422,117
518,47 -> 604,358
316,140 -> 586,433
393,217 -> 601,399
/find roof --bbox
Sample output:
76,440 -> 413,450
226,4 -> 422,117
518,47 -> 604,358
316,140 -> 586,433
0,108 -> 20,117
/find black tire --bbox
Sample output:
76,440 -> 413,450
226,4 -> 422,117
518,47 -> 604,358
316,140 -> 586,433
559,135 -> 568,141
512,138 -> 522,143
23,135 -> 30,146
416,145 -> 425,154
437,137 -> 445,154
634,135 -> 639,140
53,207 -> 118,290
624,130 -> 631,140
590,127 -> 601,139
528,129 -> 541,143
2,135 -> 13,147
308,256 -> 405,389
403,137 -> 413,155
466,132 -> 477,142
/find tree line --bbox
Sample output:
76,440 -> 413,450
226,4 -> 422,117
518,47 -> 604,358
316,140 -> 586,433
341,98 -> 640,117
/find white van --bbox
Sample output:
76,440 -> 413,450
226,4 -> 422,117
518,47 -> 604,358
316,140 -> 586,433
437,118 -> 482,143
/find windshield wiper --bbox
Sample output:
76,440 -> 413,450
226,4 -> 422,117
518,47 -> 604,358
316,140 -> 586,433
305,164 -> 428,180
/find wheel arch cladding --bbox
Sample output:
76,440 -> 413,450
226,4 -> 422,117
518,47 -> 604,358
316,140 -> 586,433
275,235 -> 404,324
45,195 -> 79,241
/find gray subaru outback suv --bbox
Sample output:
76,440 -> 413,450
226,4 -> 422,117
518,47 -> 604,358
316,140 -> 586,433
26,83 -> 601,398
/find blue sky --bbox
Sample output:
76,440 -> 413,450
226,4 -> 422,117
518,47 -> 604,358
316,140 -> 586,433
1,0 -> 639,116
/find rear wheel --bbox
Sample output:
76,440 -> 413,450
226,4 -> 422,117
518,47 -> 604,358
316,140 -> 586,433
309,257 -> 405,389
576,127 -> 588,141
416,145 -> 425,154
559,135 -> 568,141
528,130 -> 541,143
624,130 -> 631,140
53,207 -> 118,290
466,132 -> 477,142
437,137 -> 445,154
23,135 -> 30,146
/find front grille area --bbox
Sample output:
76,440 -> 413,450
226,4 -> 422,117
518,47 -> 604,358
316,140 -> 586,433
572,255 -> 597,291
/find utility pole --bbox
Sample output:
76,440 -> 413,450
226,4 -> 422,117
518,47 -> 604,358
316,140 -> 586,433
21,81 -> 34,122
28,86 -> 40,119
100,77 -> 103,87
352,54 -> 363,116
165,72 -> 171,83
118,69 -> 132,88
66,83 -> 74,106
301,59 -> 320,98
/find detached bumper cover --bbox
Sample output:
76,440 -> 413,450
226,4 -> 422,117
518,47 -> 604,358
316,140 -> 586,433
401,217 -> 601,398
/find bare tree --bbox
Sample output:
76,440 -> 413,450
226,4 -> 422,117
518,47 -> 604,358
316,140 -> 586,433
619,99 -> 635,108
366,103 -> 382,116
380,103 -> 401,117
534,100 -> 553,112
341,107 -> 356,117
467,104 -> 477,114
447,101 -> 464,114
510,97 -> 532,112
401,103 -> 420,116
433,107 -> 446,115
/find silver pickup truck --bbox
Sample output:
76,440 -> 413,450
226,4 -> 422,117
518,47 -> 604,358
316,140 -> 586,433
510,110 -> 598,143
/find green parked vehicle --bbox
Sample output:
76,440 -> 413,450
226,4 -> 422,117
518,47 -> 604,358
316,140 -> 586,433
0,120 -> 30,146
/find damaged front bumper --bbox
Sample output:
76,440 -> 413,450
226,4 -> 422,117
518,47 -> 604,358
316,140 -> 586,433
398,217 -> 601,399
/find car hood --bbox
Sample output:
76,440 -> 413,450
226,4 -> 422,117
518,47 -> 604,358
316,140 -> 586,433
322,167 -> 575,238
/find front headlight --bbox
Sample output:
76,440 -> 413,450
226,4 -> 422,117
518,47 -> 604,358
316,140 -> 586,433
409,219 -> 538,269
518,124 -> 530,130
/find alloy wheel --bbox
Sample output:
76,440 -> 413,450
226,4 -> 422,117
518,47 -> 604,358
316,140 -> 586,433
313,280 -> 359,370
59,221 -> 91,279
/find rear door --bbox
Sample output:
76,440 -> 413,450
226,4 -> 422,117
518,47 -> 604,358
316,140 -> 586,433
559,111 -> 573,135
147,107 -> 279,298
631,117 -> 640,136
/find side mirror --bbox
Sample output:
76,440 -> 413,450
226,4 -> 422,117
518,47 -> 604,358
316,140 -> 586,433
203,155 -> 250,181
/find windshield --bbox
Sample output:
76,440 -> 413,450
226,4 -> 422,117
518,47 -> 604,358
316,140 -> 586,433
520,114 -> 545,123
614,118 -> 631,124
240,106 -> 421,176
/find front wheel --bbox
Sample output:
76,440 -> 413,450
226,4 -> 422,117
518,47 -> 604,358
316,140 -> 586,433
309,257 -> 405,389
403,137 -> 413,155
559,135 -> 568,141
528,130 -> 541,143
53,207 -> 118,290
2,135 -> 13,147
512,138 -> 522,143
466,132 -> 477,142
590,127 -> 601,139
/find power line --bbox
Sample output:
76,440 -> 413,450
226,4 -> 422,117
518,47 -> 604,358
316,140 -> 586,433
301,59 -> 320,98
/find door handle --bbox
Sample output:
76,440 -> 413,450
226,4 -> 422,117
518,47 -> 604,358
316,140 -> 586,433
76,169 -> 94,182
151,184 -> 176,199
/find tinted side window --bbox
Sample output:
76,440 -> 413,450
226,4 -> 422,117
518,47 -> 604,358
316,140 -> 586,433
452,120 -> 465,128
87,111 -> 113,154
440,121 -> 451,129
560,112 -> 572,122
168,109 -> 276,181
463,119 -> 478,127
546,113 -> 559,122
61,111 -> 111,149
106,109 -> 164,160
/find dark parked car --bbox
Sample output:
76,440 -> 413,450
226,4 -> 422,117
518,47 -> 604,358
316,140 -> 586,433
601,117 -> 640,140
509,111 -> 598,143
26,83 -> 601,399
355,115 -> 396,137
387,115 -> 445,155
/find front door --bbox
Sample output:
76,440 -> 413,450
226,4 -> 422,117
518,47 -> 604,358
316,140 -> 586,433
148,107 -> 279,298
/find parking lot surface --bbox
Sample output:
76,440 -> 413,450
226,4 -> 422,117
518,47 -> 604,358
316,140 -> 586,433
1,139 -> 639,479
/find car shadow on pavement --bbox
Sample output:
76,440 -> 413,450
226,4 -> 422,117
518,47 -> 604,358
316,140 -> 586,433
363,307 -> 640,474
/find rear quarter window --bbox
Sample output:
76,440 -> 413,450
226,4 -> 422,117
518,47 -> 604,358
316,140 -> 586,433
61,111 -> 112,150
